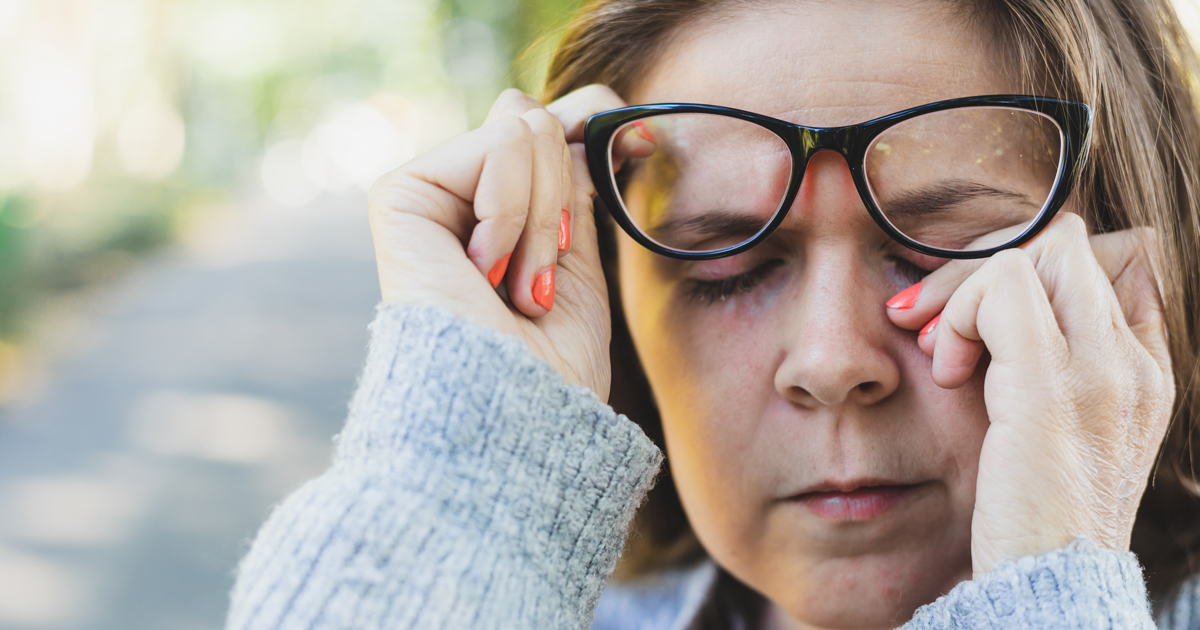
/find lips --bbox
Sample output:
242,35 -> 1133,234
790,481 -> 922,520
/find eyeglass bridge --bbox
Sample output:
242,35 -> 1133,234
794,126 -> 858,160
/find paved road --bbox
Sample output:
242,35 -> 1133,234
0,193 -> 381,630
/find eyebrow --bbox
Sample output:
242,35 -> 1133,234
648,212 -> 769,243
880,180 -> 1037,219
643,181 -> 1034,245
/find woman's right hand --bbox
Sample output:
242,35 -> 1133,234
367,86 -> 628,400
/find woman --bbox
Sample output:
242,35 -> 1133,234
224,0 -> 1200,627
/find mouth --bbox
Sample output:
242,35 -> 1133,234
789,480 -> 924,521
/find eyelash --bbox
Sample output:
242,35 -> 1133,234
684,259 -> 785,304
893,256 -> 934,285
683,257 -> 934,305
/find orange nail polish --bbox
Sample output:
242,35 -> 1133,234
532,265 -> 555,311
887,282 -> 922,309
919,313 -> 941,338
559,208 -> 571,251
632,120 -> 657,143
487,252 -> 511,288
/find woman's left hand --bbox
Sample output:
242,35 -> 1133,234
885,212 -> 1176,578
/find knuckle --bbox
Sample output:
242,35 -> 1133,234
496,88 -> 530,106
495,206 -> 527,233
981,249 -> 1048,307
524,108 -> 566,141
578,83 -> 622,104
491,114 -> 534,145
487,89 -> 537,123
368,168 -> 416,214
990,247 -> 1034,275
1135,342 -> 1174,399
1042,213 -> 1089,257
1032,212 -> 1084,247
1053,211 -> 1087,233
368,179 -> 441,228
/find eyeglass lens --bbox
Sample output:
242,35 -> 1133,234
608,107 -> 1064,255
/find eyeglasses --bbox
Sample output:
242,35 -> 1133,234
583,95 -> 1092,260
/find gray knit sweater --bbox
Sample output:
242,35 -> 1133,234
225,303 -> 1199,629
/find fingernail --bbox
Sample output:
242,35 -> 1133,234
487,252 -> 512,288
533,265 -> 555,311
632,120 -> 657,143
919,313 -> 941,338
886,281 -> 922,309
559,208 -> 571,251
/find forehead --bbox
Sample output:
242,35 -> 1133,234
629,1 -> 1015,127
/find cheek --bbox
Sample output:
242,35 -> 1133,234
652,288 -> 786,493
685,270 -> 790,385
905,349 -> 992,507
622,249 -> 788,434
620,248 -> 789,554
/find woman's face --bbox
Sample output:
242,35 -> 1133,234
619,2 -> 1010,627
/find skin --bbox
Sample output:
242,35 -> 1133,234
619,4 -> 1001,627
368,1 -> 1175,628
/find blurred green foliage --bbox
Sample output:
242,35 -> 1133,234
0,0 -> 584,343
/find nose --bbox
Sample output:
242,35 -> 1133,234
773,268 -> 901,408
772,152 -> 901,409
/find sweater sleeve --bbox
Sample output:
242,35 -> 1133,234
224,303 -> 664,630
903,539 -> 1156,630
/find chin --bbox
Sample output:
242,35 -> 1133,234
804,554 -> 967,628
749,527 -> 974,630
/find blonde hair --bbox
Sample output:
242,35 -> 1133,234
542,0 -> 1200,607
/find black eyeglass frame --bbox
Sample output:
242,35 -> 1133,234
583,95 -> 1093,261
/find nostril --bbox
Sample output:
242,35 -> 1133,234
857,381 -> 881,395
786,386 -> 816,406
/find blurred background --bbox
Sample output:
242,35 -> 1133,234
2,0 -> 1200,629
0,0 -> 579,628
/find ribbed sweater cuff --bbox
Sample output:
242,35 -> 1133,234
227,303 -> 662,629
337,303 -> 664,585
906,539 -> 1154,629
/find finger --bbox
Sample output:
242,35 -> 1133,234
465,117 -> 533,286
506,108 -> 567,317
546,84 -> 628,142
929,249 -> 1067,389
611,120 -> 658,173
1088,228 -> 1173,378
547,143 -> 609,312
385,116 -> 534,286
559,142 -> 573,256
921,214 -> 1101,387
886,221 -> 1035,331
485,89 -> 543,126
894,214 -> 1113,343
565,142 -> 600,263
920,309 -> 986,388
1018,213 -> 1120,345
886,258 -> 981,331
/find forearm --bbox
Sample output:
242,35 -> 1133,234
225,304 -> 662,629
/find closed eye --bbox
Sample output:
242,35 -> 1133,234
683,259 -> 784,305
